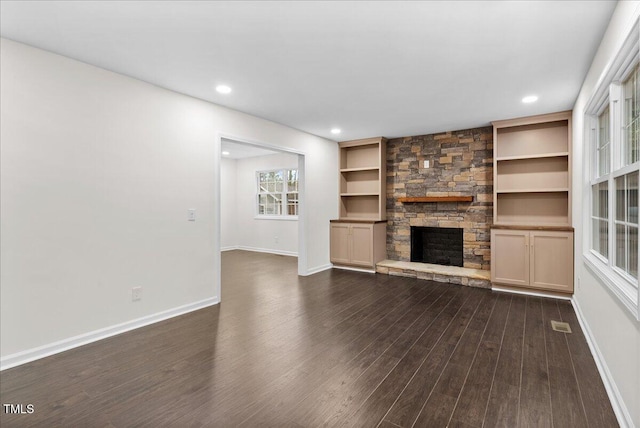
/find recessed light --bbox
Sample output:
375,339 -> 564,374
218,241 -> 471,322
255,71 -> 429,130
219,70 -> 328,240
216,85 -> 232,94
522,95 -> 538,104
331,128 -> 341,135
222,151 -> 230,156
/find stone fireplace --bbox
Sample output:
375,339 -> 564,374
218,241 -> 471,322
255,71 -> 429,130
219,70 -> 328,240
377,126 -> 493,288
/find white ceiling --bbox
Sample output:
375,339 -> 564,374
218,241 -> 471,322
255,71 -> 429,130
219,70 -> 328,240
0,1 -> 616,141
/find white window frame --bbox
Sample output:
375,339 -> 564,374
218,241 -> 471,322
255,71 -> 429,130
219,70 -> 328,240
584,19 -> 640,320
255,168 -> 299,220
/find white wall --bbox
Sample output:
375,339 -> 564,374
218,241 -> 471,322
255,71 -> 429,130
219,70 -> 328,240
572,2 -> 640,427
225,152 -> 300,255
220,157 -> 238,250
0,38 -> 338,365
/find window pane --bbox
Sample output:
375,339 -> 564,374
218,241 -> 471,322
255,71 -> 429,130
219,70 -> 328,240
593,218 -> 609,258
286,192 -> 298,216
616,175 -> 626,221
623,64 -> 640,166
598,106 -> 610,176
266,194 -> 281,215
616,223 -> 626,271
288,169 -> 299,192
592,181 -> 609,258
273,171 -> 284,192
628,171 -> 638,225
629,226 -> 638,279
600,219 -> 609,258
592,181 -> 608,219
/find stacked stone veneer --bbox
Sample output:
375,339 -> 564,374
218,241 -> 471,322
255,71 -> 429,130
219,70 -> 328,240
385,126 -> 493,284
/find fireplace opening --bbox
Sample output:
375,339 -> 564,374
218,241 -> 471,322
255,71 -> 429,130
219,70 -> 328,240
410,226 -> 463,267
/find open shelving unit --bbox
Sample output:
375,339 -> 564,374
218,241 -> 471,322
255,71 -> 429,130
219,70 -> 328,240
338,137 -> 387,220
493,114 -> 571,227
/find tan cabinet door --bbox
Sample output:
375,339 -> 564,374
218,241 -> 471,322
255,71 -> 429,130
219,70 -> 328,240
350,224 -> 374,267
491,229 -> 529,286
530,231 -> 574,292
330,223 -> 351,264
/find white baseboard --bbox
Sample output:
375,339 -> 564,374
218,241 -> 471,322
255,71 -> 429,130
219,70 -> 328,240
491,286 -> 572,300
331,265 -> 376,274
0,297 -> 219,371
302,263 -> 333,276
221,245 -> 239,252
234,246 -> 298,257
571,298 -> 633,428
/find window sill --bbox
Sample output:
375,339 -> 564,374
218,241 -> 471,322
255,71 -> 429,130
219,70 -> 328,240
583,251 -> 639,321
254,215 -> 298,221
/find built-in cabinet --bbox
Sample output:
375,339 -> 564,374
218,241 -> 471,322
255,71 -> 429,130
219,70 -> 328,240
491,228 -> 574,293
331,137 -> 387,270
330,220 -> 387,269
491,111 -> 574,294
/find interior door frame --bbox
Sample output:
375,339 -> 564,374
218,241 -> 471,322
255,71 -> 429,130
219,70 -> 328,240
214,132 -> 307,303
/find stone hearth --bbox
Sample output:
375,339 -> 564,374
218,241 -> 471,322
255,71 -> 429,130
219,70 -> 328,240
376,260 -> 491,288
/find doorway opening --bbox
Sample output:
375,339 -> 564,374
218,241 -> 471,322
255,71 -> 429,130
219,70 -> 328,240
215,135 -> 306,302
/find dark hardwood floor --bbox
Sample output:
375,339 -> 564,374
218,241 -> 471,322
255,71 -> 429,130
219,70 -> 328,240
0,250 -> 618,427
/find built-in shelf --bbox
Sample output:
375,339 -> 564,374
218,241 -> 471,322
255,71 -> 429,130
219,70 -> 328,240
398,196 -> 473,203
495,152 -> 569,162
340,166 -> 380,173
331,218 -> 386,223
496,188 -> 569,194
338,137 -> 387,221
340,192 -> 380,197
491,224 -> 574,232
493,112 -> 571,228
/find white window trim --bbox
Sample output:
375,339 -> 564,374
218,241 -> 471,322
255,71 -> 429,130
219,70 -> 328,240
255,168 -> 299,219
584,18 -> 640,321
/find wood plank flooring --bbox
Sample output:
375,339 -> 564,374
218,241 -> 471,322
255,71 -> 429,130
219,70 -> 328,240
0,250 -> 618,427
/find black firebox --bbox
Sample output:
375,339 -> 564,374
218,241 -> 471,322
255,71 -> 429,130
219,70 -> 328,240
410,226 -> 463,267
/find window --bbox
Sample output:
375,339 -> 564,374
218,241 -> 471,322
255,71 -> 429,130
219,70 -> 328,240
257,169 -> 298,217
585,22 -> 639,319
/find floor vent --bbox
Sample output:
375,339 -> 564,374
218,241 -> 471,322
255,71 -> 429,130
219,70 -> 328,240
550,320 -> 572,333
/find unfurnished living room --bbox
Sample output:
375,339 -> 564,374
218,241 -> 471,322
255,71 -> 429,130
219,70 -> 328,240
1,1 -> 639,427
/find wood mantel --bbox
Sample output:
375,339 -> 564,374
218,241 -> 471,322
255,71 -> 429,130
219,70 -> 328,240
398,196 -> 473,203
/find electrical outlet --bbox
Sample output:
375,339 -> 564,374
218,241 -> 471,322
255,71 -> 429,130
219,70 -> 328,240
132,287 -> 142,302
188,209 -> 196,221
423,160 -> 430,168
274,236 -> 279,243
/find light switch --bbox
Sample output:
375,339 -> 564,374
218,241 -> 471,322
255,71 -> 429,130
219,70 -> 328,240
188,209 -> 196,221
